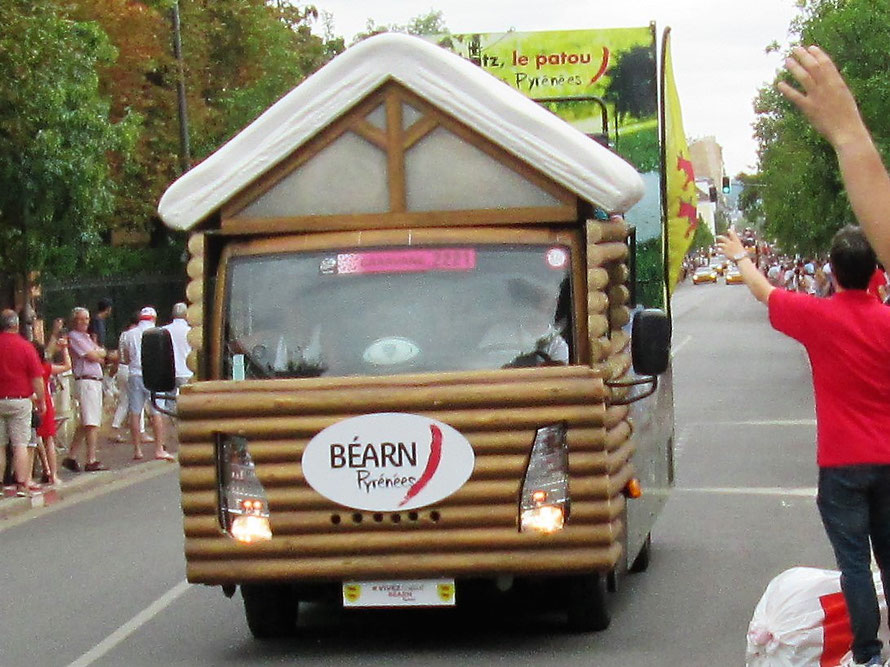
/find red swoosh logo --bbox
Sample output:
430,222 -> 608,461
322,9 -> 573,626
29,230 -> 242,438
399,424 -> 442,507
589,47 -> 610,85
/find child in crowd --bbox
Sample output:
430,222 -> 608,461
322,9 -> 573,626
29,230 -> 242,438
32,336 -> 71,486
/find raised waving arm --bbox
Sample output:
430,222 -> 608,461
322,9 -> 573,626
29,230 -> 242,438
778,45 -> 890,268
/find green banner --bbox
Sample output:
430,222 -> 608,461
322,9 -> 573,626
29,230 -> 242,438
439,28 -> 656,149
437,27 -> 664,308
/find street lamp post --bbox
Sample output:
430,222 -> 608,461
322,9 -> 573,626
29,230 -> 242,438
171,0 -> 191,174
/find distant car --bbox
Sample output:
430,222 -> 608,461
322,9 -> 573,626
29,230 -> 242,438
692,267 -> 718,284
725,266 -> 744,284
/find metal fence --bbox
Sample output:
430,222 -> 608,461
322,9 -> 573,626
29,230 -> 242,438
39,273 -> 189,348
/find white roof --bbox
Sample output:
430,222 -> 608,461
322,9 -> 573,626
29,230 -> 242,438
157,33 -> 645,231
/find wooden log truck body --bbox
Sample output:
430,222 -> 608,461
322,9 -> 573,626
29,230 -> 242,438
152,32 -> 674,637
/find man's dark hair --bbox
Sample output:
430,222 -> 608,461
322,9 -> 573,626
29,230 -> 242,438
829,225 -> 876,290
97,298 -> 113,312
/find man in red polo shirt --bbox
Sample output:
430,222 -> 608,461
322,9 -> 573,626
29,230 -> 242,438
774,45 -> 890,666
717,225 -> 890,666
0,309 -> 46,496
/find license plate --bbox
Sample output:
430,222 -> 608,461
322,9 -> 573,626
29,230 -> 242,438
342,579 -> 456,607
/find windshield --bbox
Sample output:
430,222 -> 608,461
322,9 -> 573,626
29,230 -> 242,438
222,244 -> 574,379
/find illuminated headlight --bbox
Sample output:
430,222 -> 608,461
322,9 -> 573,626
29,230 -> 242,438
216,434 -> 272,543
521,504 -> 565,533
519,423 -> 569,534
230,514 -> 272,543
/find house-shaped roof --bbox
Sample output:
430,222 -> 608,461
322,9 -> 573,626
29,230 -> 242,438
157,32 -> 645,231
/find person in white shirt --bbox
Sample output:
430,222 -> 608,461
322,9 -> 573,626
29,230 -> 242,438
120,307 -> 173,462
162,303 -> 192,409
110,315 -> 150,442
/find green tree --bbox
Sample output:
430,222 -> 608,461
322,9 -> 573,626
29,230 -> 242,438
355,10 -> 449,41
714,208 -> 731,237
0,0 -> 138,284
735,172 -> 765,228
603,46 -> 657,124
179,1 -> 341,158
690,215 -> 715,252
44,0 -> 342,276
754,0 -> 890,254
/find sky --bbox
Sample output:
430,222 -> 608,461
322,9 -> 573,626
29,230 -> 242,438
309,0 -> 802,177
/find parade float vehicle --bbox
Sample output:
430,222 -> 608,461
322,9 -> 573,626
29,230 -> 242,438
147,32 -> 674,638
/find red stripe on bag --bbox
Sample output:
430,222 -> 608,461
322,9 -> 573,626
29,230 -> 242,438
820,591 -> 853,667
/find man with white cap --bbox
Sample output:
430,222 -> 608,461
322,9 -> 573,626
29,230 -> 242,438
120,306 -> 174,461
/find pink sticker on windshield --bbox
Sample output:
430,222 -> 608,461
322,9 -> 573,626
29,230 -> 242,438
337,249 -> 476,275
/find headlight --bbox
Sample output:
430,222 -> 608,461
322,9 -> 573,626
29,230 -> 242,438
216,434 -> 272,543
519,423 -> 569,534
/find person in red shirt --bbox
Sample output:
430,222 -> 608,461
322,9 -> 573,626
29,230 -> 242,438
778,45 -> 890,665
0,309 -> 46,496
32,338 -> 71,486
717,226 -> 890,666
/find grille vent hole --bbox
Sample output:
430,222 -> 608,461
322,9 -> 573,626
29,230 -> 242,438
331,511 -> 440,525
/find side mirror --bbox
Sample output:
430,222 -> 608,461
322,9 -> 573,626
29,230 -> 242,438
142,327 -> 176,393
631,308 -> 671,376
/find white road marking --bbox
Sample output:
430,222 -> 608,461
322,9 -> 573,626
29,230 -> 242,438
673,425 -> 690,460
676,487 -> 817,497
67,580 -> 191,667
671,334 -> 692,357
685,419 -> 816,427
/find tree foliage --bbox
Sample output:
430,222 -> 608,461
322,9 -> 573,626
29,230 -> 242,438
354,10 -> 449,41
176,1 -> 342,159
0,1 -> 344,282
0,0 -> 138,280
735,171 -> 766,227
754,0 -> 890,254
690,215 -> 715,252
604,46 -> 657,123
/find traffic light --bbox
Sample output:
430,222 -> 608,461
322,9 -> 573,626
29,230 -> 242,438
709,185 -> 717,203
722,176 -> 731,194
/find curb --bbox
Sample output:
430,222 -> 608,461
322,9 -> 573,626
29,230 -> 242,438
0,459 -> 177,523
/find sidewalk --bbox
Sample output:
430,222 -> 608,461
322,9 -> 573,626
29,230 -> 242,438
0,421 -> 180,521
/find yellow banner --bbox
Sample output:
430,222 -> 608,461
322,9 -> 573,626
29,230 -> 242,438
662,28 -> 698,294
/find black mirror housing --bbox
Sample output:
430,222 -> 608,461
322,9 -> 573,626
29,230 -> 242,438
142,327 -> 176,393
631,308 -> 671,376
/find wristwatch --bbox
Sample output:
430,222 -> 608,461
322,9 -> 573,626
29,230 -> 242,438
730,251 -> 749,263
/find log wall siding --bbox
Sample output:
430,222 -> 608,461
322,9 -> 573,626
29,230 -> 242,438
177,367 -> 636,584
176,220 -> 639,585
185,232 -> 205,375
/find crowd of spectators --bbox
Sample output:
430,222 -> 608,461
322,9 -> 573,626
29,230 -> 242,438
762,255 -> 888,302
1,300 -> 191,496
683,240 -> 889,304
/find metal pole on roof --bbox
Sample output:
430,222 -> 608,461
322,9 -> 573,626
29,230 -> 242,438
171,0 -> 191,174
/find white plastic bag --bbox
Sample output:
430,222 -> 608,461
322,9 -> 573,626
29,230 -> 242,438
746,567 -> 888,667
